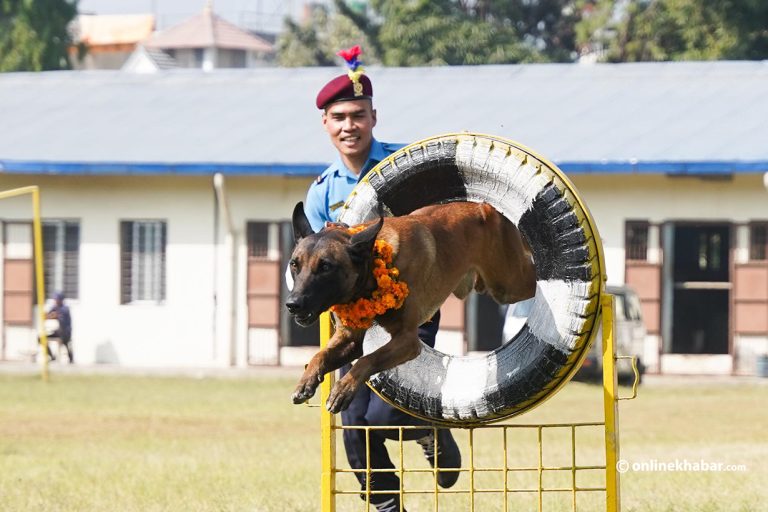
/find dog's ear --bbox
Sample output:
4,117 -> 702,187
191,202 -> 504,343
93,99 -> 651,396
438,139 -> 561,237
292,202 -> 314,243
349,216 -> 384,262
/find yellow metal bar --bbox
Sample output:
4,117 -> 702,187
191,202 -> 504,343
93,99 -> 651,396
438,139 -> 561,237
337,422 -> 603,430
31,188 -> 49,382
433,427 -> 439,512
335,487 -> 608,496
399,427 -> 404,512
537,426 -> 543,512
0,187 -> 48,381
602,293 -> 621,512
365,428 -> 371,511
469,428 -> 475,512
0,186 -> 39,200
319,312 -> 336,512
617,356 -> 640,401
571,425 -> 577,511
503,427 -> 509,512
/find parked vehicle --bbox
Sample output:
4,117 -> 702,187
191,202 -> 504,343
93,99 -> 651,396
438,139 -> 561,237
575,285 -> 646,384
502,286 -> 645,384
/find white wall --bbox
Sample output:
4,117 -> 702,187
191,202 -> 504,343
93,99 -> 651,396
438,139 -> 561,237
569,174 -> 768,285
2,172 -> 766,369
0,174 -> 311,367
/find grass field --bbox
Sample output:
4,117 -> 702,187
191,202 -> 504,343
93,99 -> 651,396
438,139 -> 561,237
0,369 -> 765,511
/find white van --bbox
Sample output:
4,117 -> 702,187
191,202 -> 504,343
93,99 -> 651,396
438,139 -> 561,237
502,285 -> 646,384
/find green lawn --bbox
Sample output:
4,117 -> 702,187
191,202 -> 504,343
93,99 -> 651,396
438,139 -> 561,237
0,370 -> 765,511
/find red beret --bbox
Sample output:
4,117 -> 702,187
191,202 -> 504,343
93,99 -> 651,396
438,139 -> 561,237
316,74 -> 373,109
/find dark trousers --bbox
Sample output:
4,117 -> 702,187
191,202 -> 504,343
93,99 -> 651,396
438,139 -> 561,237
39,330 -> 73,363
340,311 -> 440,504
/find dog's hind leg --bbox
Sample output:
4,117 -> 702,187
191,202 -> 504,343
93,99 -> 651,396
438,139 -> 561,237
292,327 -> 364,404
326,328 -> 421,413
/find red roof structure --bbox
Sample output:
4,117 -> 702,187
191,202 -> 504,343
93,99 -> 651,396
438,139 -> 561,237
144,2 -> 273,53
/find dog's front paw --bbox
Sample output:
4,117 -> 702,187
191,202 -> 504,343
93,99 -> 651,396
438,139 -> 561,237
326,377 -> 358,413
291,372 -> 324,404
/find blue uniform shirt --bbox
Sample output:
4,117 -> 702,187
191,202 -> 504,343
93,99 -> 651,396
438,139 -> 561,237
304,139 -> 404,232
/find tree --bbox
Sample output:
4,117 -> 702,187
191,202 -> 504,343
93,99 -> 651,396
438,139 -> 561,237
338,0 -> 536,66
460,0 -> 582,62
0,0 -> 79,72
576,0 -> 768,62
277,0 -> 545,67
277,4 -> 378,67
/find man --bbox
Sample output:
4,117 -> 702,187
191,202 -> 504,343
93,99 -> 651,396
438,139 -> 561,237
40,291 -> 73,363
303,46 -> 461,512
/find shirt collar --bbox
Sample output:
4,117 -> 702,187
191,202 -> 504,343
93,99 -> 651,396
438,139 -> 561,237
332,139 -> 386,182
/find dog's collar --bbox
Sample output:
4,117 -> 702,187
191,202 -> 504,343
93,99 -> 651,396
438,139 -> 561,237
330,228 -> 409,329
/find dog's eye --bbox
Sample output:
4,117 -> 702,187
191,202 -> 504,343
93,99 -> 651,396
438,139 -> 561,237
289,259 -> 298,271
318,261 -> 334,273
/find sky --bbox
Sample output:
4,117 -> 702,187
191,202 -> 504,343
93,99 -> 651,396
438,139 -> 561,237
77,0 -> 328,32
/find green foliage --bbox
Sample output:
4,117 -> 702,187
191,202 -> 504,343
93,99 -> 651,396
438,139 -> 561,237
279,0 -> 768,66
0,0 -> 78,72
365,0 -> 536,65
278,0 -> 584,67
277,4 -> 377,67
471,0 -> 582,62
576,0 -> 768,62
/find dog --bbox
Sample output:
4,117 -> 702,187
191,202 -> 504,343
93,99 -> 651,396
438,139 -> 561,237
286,201 -> 536,413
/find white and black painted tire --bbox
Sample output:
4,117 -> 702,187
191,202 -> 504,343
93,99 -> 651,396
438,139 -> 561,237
337,133 -> 605,426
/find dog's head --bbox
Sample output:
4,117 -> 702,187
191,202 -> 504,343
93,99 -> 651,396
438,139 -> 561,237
285,202 -> 383,326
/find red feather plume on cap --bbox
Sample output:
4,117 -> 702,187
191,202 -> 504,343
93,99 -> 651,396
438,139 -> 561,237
337,45 -> 362,67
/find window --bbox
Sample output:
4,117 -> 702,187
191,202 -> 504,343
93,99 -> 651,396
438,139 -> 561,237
247,222 -> 279,260
120,221 -> 166,303
625,221 -> 649,261
42,220 -> 80,299
750,222 -> 767,261
230,49 -> 246,68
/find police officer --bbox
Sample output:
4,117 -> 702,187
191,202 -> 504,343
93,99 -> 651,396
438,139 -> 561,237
303,47 -> 461,512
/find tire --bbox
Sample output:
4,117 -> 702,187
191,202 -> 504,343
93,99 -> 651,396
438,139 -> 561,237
338,133 -> 605,426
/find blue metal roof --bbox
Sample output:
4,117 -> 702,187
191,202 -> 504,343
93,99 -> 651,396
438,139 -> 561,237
0,159 -> 326,176
1,62 -> 767,176
2,158 -> 766,177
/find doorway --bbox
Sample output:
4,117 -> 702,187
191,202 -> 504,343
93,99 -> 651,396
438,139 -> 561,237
664,223 -> 731,354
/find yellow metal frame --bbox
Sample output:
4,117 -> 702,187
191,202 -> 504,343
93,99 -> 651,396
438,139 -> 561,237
0,186 -> 49,381
319,292 -> 630,511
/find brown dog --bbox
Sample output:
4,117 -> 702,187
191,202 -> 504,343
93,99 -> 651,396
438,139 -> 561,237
286,201 -> 536,413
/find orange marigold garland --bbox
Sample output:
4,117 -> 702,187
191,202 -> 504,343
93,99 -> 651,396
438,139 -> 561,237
330,225 -> 409,329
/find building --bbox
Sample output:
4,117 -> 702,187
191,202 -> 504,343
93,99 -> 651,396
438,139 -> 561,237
142,3 -> 275,70
0,63 -> 766,374
70,14 -> 156,70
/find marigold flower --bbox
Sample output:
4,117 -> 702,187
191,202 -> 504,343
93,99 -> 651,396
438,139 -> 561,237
329,225 -> 409,329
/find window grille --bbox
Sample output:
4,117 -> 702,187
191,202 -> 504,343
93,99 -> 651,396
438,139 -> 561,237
42,220 -> 79,299
120,220 -> 166,303
625,221 -> 649,261
750,222 -> 767,261
247,222 -> 279,260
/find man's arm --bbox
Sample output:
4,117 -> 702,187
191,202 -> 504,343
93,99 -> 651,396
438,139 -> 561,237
304,183 -> 329,233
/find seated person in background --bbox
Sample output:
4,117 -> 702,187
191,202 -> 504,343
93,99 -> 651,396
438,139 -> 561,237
40,291 -> 73,363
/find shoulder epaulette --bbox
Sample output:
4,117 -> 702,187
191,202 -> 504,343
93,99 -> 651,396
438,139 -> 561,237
382,142 -> 406,152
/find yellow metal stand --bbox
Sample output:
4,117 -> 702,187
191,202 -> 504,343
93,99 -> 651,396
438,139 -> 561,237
0,186 -> 48,381
319,292 -> 630,511
320,312 -> 337,512
602,293 -> 621,512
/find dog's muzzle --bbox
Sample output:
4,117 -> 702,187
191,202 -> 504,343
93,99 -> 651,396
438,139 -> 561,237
285,298 -> 319,326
